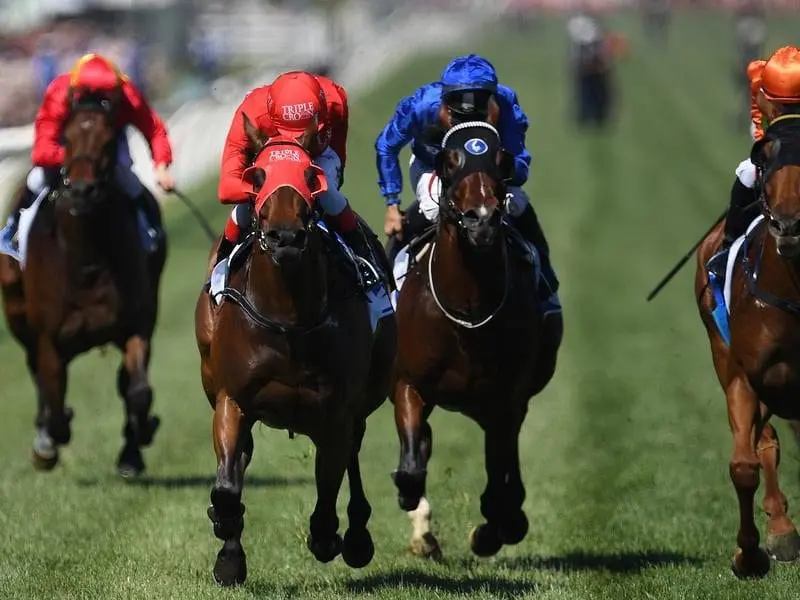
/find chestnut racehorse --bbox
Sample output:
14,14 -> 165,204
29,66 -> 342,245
0,101 -> 166,477
194,117 -> 396,586
696,115 -> 800,578
390,120 -> 563,560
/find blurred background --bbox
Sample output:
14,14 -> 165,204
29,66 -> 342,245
0,0 -> 791,205
4,3 -> 800,597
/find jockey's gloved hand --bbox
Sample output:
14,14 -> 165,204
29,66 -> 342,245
384,199 -> 403,239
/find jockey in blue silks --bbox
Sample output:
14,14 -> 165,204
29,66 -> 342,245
374,53 -> 559,311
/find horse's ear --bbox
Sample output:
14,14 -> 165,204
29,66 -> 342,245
486,95 -> 500,127
435,149 -> 463,185
242,113 -> 266,153
751,135 -> 780,170
242,166 -> 266,194
305,165 -> 328,196
496,149 -> 515,182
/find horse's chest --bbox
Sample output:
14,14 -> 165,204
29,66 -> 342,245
439,327 -> 533,393
59,273 -> 121,339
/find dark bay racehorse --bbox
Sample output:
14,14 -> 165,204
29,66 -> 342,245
696,115 -> 800,578
0,101 -> 166,476
194,116 -> 396,586
390,120 -> 563,560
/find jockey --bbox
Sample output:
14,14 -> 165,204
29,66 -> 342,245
0,53 -> 174,259
216,70 -> 375,269
375,54 -> 559,308
708,45 -> 800,277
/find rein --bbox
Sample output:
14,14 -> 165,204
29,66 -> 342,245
739,115 -> 800,318
741,222 -> 800,318
217,231 -> 334,336
427,236 -> 509,329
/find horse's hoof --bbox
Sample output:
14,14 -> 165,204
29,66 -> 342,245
392,469 -> 426,511
469,524 -> 503,558
408,532 -> 443,561
731,547 -> 771,579
30,447 -> 59,471
117,444 -> 145,479
766,530 -> 800,563
342,528 -> 374,568
306,532 -> 343,563
213,545 -> 247,587
499,511 -> 529,545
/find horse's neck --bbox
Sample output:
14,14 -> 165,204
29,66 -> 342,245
55,208 -> 108,269
432,222 -> 506,312
758,233 -> 800,298
246,242 -> 328,325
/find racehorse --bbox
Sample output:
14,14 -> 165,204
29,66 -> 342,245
194,116 -> 397,586
389,119 -> 563,560
0,99 -> 166,477
695,114 -> 800,578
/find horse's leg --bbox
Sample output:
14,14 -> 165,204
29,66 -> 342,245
208,392 -> 251,586
306,421 -> 352,564
727,377 -> 771,578
759,420 -> 800,562
31,336 -> 72,470
406,419 -> 442,560
116,336 -> 160,478
392,380 -> 428,511
341,418 -> 375,568
469,407 -> 527,557
28,341 -> 57,471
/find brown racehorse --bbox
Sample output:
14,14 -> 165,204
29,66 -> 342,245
0,102 -> 166,477
696,114 -> 800,578
390,119 -> 563,560
194,117 -> 397,586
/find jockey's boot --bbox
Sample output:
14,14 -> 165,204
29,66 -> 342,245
215,236 -> 236,266
511,204 -> 559,294
0,186 -> 36,260
707,178 -> 758,279
342,224 -> 382,288
132,190 -> 163,253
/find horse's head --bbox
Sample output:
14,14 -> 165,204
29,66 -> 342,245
242,114 -> 327,265
61,99 -> 117,213
435,121 -> 515,249
752,113 -> 800,257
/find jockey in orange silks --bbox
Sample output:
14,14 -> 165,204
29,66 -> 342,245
708,46 -> 800,276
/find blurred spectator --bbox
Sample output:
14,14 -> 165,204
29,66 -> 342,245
734,0 -> 766,124
188,26 -> 221,84
32,36 -> 58,102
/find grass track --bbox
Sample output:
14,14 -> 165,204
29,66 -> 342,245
2,12 -> 800,599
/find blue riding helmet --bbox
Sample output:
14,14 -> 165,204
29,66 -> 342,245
374,53 -> 531,201
440,54 -> 499,95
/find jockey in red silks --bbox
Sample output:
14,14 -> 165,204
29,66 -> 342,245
0,53 -> 175,259
216,70 -> 374,266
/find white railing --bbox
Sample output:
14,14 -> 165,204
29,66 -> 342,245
0,0 -> 506,208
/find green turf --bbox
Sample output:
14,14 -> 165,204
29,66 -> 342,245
3,11 -> 800,600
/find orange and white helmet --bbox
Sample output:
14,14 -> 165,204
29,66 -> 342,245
759,46 -> 800,104
69,53 -> 125,94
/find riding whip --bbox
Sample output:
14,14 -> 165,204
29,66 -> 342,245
171,188 -> 217,242
646,210 -> 727,302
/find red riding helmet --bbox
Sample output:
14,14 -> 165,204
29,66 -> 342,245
267,71 -> 329,149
